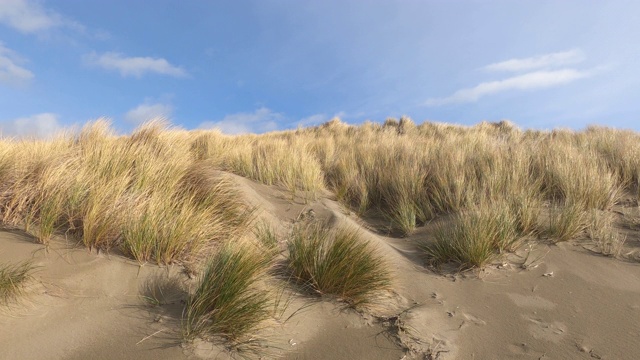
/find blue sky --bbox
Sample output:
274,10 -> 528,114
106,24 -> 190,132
0,0 -> 639,137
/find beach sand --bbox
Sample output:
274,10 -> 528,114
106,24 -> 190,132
2,173 -> 640,359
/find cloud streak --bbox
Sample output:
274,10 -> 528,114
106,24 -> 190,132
426,49 -> 593,106
0,0 -> 61,33
0,0 -> 83,34
0,43 -> 34,86
0,113 -> 64,138
85,52 -> 188,78
484,49 -> 586,73
199,107 -> 282,134
426,69 -> 591,106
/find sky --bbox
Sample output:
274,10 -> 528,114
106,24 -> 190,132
0,0 -> 639,138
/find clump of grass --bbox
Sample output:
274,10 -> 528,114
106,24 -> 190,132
183,243 -> 271,342
545,202 -> 588,243
586,210 -> 627,257
0,261 -> 34,304
286,222 -> 391,307
420,202 -> 519,269
252,220 -> 281,261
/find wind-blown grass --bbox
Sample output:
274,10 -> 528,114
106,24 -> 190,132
286,222 -> 391,307
182,243 -> 271,341
0,120 -> 252,264
0,117 -> 637,274
0,261 -> 34,304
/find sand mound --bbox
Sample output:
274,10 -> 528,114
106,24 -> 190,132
2,174 -> 640,359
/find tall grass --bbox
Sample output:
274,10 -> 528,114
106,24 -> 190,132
420,202 -> 520,269
182,243 -> 271,341
0,117 -> 637,272
0,120 -> 251,264
545,202 -> 588,243
286,222 -> 391,307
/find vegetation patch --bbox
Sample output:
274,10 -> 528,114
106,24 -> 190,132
420,203 -> 521,269
0,261 -> 34,304
286,222 -> 391,307
182,243 -> 271,342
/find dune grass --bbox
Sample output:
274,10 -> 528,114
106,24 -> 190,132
420,202 -> 521,269
545,202 -> 588,243
1,116 -> 640,353
0,261 -> 34,304
0,117 -> 637,274
286,222 -> 391,307
0,120 -> 252,265
182,243 -> 272,341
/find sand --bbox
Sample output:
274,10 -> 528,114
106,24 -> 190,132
2,173 -> 640,359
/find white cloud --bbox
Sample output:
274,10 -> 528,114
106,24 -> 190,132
484,49 -> 585,73
426,69 -> 592,106
0,0 -> 61,33
0,0 -> 83,33
199,107 -> 282,134
125,102 -> 173,124
0,42 -> 34,85
0,113 -> 65,138
84,52 -> 188,78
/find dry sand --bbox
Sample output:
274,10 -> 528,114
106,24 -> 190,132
2,174 -> 640,359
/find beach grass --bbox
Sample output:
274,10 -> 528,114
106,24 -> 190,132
286,222 -> 391,307
182,243 -> 272,341
0,261 -> 34,304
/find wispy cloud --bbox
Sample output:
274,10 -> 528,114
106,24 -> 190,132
0,113 -> 64,138
426,69 -> 591,106
84,52 -> 188,78
484,49 -> 585,73
125,101 -> 173,124
0,0 -> 82,34
0,0 -> 61,33
199,107 -> 282,134
426,49 -> 593,106
0,42 -> 34,86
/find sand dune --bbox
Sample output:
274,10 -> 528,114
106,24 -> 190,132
2,172 -> 640,359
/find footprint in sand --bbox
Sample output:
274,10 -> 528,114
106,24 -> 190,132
526,317 -> 568,343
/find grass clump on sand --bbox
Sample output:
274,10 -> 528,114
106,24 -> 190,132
420,202 -> 520,269
0,120 -> 252,265
545,202 -> 588,243
0,261 -> 34,304
286,222 -> 391,307
183,243 -> 271,342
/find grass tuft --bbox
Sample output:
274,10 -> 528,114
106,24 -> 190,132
0,261 -> 34,304
286,222 -> 391,307
183,243 -> 271,342
545,202 -> 588,243
420,202 -> 520,269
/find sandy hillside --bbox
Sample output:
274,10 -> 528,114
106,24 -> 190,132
2,172 -> 640,360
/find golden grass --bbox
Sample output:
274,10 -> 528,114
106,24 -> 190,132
0,117 -> 636,270
2,117 -> 639,350
0,119 -> 252,264
286,222 -> 391,307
